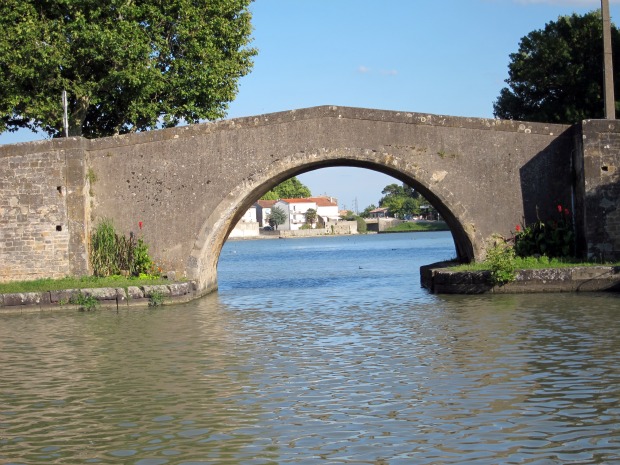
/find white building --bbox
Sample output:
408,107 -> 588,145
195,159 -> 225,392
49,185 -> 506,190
229,205 -> 259,238
274,198 -> 316,230
273,196 -> 339,231
314,196 -> 340,230
255,199 -> 277,227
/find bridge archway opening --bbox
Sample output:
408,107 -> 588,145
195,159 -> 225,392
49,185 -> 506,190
194,160 -> 475,294
221,163 -> 473,260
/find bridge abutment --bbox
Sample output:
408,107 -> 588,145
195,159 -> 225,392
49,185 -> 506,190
577,119 -> 620,261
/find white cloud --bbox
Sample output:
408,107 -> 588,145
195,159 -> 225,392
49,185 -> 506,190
357,66 -> 398,76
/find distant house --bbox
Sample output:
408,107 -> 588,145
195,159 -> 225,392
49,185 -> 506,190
274,198 -> 317,230
369,207 -> 389,218
239,205 -> 257,223
255,199 -> 277,228
272,196 -> 339,230
229,204 -> 259,238
313,196 -> 339,228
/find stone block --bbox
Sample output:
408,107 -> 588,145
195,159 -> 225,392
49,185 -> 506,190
168,282 -> 191,296
126,286 -> 144,299
50,289 -> 78,304
142,284 -> 171,297
115,288 -> 128,303
80,287 -> 118,301
2,292 -> 43,307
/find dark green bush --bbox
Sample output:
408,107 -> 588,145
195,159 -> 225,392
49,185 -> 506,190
514,204 -> 574,258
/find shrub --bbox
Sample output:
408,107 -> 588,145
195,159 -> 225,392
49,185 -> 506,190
514,204 -> 574,258
486,239 -> 517,286
148,290 -> 164,307
90,219 -> 156,278
90,219 -> 119,277
132,239 -> 153,275
69,292 -> 100,311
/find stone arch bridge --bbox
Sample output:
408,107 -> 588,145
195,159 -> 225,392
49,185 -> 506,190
1,106 -> 619,294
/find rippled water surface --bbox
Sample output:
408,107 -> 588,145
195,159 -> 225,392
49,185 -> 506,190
1,232 -> 620,464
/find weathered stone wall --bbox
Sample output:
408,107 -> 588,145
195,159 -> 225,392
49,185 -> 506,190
579,120 -> 620,261
1,144 -> 65,281
0,139 -> 89,282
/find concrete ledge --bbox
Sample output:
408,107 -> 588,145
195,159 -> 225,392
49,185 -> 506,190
0,281 -> 198,313
421,262 -> 620,294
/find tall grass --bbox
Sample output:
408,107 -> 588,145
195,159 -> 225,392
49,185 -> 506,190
90,219 -> 119,276
90,219 -> 154,277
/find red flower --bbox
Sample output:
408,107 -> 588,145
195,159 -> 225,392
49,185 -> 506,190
515,225 -> 521,232
557,204 -> 563,213
564,208 -> 570,216
139,221 -> 143,230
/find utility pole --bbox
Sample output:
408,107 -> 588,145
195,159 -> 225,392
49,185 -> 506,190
62,90 -> 69,136
602,0 -> 615,119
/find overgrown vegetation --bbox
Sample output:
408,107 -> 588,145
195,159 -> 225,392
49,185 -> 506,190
451,204 -> 619,286
485,240 -> 517,286
453,255 -> 619,273
69,291 -> 100,311
90,219 -> 156,277
514,205 -> 574,258
148,290 -> 165,307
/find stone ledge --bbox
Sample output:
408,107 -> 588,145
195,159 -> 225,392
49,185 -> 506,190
0,281 -> 198,313
421,262 -> 620,294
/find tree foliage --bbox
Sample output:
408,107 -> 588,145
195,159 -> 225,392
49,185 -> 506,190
268,206 -> 286,230
304,208 -> 317,225
358,204 -> 377,219
0,0 -> 256,138
493,11 -> 620,123
378,183 -> 425,219
261,177 -> 311,200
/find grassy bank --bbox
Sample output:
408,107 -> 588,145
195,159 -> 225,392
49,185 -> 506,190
0,275 -> 173,294
451,255 -> 620,271
384,221 -> 449,232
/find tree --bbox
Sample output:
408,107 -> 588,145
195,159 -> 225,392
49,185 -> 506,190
359,204 -> 377,219
0,0 -> 256,138
268,206 -> 287,230
261,177 -> 311,200
304,208 -> 317,226
493,11 -> 620,124
378,183 -> 423,219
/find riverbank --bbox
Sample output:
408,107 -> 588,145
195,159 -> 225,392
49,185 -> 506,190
0,281 -> 198,313
421,261 -> 620,294
383,220 -> 449,233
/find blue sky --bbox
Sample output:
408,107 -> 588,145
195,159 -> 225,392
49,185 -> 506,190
2,0 -> 619,211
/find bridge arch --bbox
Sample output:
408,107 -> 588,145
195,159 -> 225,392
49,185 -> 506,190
80,106 -> 573,295
188,149 -> 476,293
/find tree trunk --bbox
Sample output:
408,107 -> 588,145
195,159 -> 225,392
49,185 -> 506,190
69,95 -> 89,137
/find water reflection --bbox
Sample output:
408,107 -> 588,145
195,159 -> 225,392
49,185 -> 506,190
1,233 -> 620,464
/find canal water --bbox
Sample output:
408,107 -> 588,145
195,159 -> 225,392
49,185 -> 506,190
1,231 -> 620,464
